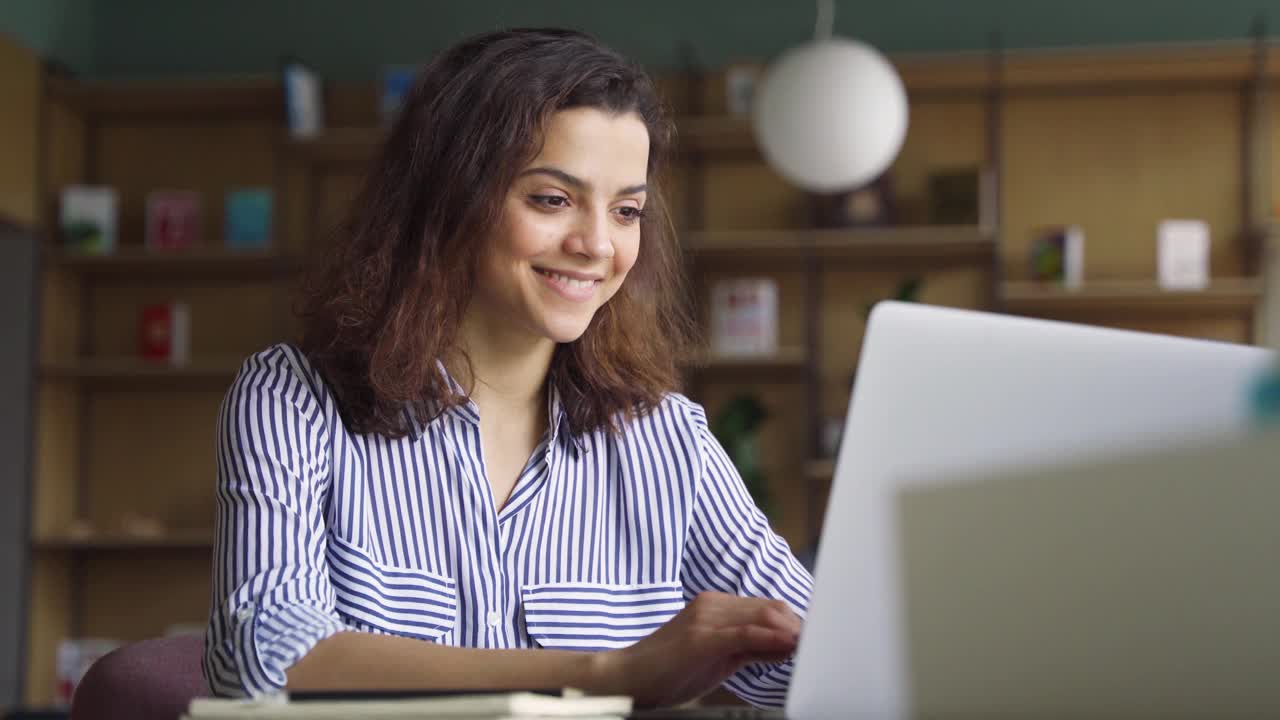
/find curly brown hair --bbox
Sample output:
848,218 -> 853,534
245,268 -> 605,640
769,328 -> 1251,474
298,28 -> 695,439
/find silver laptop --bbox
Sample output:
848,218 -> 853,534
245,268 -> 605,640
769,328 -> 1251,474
644,302 -> 1273,719
785,301 -> 1274,719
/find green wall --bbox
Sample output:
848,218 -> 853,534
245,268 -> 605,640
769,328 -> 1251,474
0,0 -> 93,73
1,0 -> 1276,79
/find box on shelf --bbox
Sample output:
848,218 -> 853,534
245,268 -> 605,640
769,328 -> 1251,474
59,185 -> 118,254
711,278 -> 779,356
1030,225 -> 1085,288
381,65 -> 416,125
224,188 -> 273,249
927,168 -> 981,225
1157,219 -> 1210,290
724,62 -> 762,117
139,302 -> 191,365
282,58 -> 324,138
146,190 -> 203,250
809,172 -> 895,228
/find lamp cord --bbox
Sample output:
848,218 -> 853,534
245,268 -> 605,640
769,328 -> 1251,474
814,0 -> 835,41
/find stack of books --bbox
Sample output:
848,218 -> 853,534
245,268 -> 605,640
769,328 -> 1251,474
182,689 -> 633,720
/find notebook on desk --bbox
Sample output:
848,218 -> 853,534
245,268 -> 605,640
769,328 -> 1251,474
183,689 -> 633,719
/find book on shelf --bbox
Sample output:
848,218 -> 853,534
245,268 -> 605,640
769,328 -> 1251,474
710,277 -> 779,357
225,188 -> 274,249
139,301 -> 192,365
1029,225 -> 1084,288
146,190 -> 203,250
183,689 -> 633,719
1157,219 -> 1210,290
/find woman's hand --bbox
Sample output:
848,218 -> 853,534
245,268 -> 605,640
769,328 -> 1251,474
593,591 -> 802,707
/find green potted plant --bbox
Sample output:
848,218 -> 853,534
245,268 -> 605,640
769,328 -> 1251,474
711,393 -> 772,518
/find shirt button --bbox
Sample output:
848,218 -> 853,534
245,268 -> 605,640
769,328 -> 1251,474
236,604 -> 255,622
486,610 -> 501,627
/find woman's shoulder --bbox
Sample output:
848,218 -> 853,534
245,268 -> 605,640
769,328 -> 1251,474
644,391 -> 713,435
229,343 -> 333,407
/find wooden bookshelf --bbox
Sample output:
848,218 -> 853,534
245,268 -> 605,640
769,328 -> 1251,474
21,37 -> 1279,708
24,67 -> 295,707
49,247 -> 299,279
1001,279 -> 1264,314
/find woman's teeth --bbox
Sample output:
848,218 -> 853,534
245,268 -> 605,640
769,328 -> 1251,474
537,269 -> 595,289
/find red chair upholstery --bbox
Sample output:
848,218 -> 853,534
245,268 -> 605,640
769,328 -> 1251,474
69,634 -> 208,720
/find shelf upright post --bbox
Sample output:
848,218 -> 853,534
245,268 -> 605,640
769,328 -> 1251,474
982,30 -> 1006,312
1245,16 -> 1277,346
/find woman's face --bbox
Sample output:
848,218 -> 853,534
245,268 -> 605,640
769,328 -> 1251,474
471,107 -> 649,345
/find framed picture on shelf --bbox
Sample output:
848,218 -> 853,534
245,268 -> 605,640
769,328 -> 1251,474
59,186 -> 117,254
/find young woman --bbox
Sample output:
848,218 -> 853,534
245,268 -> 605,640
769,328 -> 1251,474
204,27 -> 812,710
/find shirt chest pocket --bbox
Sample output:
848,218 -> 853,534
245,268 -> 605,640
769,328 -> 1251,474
326,533 -> 457,642
520,582 -> 685,652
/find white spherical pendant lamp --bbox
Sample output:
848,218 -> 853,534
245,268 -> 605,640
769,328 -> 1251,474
751,30 -> 908,193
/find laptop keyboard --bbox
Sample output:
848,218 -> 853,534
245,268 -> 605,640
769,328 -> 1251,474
629,707 -> 785,720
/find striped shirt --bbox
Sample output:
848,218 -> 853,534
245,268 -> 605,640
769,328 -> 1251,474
203,344 -> 813,708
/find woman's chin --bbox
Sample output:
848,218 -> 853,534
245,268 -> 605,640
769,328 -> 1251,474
539,315 -> 594,344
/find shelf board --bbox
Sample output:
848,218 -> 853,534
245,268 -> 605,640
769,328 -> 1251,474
805,459 -> 836,482
40,356 -> 244,384
675,116 -> 756,154
287,126 -> 384,166
685,226 -> 996,266
691,347 -> 808,374
48,247 -> 300,279
32,531 -> 214,551
289,116 -> 756,164
46,75 -> 281,118
1001,278 -> 1264,315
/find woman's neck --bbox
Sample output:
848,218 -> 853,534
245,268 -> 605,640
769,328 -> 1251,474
451,311 -> 556,422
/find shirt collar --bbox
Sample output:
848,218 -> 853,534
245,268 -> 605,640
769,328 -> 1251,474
410,361 -> 586,455
546,381 -> 587,456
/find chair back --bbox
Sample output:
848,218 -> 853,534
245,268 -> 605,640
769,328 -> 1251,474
69,634 -> 208,720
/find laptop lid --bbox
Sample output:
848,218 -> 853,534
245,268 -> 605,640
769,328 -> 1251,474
787,302 -> 1274,720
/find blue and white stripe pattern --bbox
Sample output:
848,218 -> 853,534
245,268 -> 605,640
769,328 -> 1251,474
204,344 -> 813,708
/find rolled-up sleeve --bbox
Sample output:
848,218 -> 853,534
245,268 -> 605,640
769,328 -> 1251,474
203,347 -> 347,697
681,405 -> 815,709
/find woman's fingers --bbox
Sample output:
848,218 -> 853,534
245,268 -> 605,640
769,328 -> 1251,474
688,592 -> 802,635
708,624 -> 798,659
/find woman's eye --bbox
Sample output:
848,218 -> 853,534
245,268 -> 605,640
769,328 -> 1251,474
614,206 -> 645,224
530,195 -> 569,209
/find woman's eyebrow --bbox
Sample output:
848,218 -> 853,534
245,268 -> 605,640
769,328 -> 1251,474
519,166 -> 647,197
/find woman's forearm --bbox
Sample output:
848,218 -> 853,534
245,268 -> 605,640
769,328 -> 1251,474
285,631 -> 614,695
